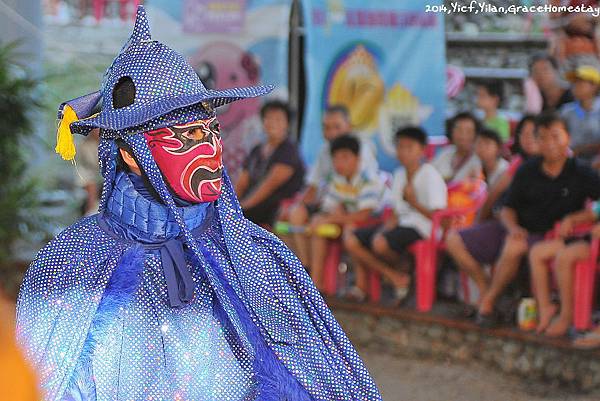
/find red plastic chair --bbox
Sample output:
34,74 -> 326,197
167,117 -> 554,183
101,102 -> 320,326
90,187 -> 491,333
93,0 -> 140,23
323,240 -> 343,296
322,172 -> 394,297
367,180 -> 488,310
322,214 -> 387,297
574,237 -> 599,330
415,181 -> 488,312
424,136 -> 448,161
545,221 -> 600,331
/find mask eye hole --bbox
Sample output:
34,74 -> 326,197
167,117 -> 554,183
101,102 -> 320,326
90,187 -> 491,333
201,100 -> 215,115
183,128 -> 206,141
210,120 -> 220,132
112,76 -> 136,109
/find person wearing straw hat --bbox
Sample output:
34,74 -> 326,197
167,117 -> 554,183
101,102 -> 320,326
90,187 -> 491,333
15,7 -> 382,401
559,65 -> 600,165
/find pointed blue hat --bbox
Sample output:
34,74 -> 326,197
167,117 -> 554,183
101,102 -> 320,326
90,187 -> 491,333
61,6 -> 273,138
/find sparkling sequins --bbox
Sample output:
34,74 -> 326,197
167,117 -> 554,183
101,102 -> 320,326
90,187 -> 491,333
69,6 -> 273,137
17,5 -> 382,401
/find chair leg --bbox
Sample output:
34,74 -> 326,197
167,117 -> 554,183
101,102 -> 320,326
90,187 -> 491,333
93,0 -> 104,22
459,272 -> 471,305
573,260 -> 595,331
368,271 -> 381,303
323,241 -> 341,296
415,240 -> 437,312
120,0 -> 128,21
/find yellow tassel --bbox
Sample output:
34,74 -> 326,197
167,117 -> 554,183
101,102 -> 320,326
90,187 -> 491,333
55,105 -> 78,161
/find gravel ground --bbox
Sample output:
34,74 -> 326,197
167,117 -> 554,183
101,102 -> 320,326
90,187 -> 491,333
360,346 -> 598,401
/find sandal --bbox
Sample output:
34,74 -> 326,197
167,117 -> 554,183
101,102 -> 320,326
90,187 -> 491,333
345,286 -> 367,303
463,304 -> 477,319
387,285 -> 410,307
475,311 -> 499,329
573,330 -> 600,349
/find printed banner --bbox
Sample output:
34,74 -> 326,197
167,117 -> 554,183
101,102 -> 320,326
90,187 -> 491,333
301,0 -> 446,171
183,0 -> 247,33
149,0 -> 291,178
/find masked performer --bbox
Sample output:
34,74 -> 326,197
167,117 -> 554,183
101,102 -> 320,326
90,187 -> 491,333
16,6 -> 382,401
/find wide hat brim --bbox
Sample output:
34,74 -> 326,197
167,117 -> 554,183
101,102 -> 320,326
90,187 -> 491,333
71,84 -> 273,135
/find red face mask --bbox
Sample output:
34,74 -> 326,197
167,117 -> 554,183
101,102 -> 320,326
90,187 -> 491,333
144,117 -> 223,203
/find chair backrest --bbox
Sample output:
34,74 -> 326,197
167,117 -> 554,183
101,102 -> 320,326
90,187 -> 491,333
546,215 -> 600,270
547,218 -> 600,275
547,200 -> 596,240
424,136 -> 449,161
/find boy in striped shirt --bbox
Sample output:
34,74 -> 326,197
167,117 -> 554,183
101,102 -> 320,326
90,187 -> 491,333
299,134 -> 385,291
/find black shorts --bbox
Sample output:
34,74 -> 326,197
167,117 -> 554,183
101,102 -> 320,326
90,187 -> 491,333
305,202 -> 321,216
565,234 -> 591,245
354,224 -> 422,254
244,198 -> 281,226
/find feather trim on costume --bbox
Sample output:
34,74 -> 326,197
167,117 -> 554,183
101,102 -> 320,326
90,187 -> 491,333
65,245 -> 145,398
198,245 -> 313,401
80,244 -> 145,359
63,357 -> 97,401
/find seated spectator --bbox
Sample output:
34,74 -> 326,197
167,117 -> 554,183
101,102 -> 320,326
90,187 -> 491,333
302,104 -> 379,204
445,117 -> 539,299
554,13 -> 600,77
529,205 -> 599,337
559,65 -> 600,164
446,127 -> 508,228
288,104 -> 378,262
475,128 -> 509,189
446,112 -> 600,327
235,100 -> 305,226
476,80 -> 510,142
432,112 -> 482,182
529,53 -> 574,112
344,127 -> 447,304
295,135 -> 384,291
509,115 -> 541,163
477,115 -> 540,221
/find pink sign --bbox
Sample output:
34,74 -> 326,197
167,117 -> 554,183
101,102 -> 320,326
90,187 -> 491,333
183,0 -> 246,33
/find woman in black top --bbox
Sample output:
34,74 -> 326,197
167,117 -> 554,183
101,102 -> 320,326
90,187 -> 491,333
235,100 -> 305,226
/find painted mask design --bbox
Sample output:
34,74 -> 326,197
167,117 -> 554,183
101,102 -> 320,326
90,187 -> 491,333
145,117 -> 223,203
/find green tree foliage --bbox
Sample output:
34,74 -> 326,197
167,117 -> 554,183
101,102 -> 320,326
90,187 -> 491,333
0,42 -> 41,264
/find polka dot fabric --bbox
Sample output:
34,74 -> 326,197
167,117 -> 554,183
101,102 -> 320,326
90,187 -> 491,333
215,172 -> 383,401
16,217 -> 130,400
17,4 -> 383,401
69,6 -> 273,137
89,183 -> 257,400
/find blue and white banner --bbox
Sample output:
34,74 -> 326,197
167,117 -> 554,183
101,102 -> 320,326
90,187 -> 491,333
149,0 -> 291,178
301,0 -> 446,171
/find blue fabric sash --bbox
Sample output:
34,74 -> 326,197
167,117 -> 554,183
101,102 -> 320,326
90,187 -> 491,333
96,171 -> 213,308
96,215 -> 208,308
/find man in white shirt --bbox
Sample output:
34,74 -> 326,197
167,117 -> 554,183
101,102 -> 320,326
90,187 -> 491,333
288,104 -> 378,262
304,105 -> 379,198
344,127 -> 447,303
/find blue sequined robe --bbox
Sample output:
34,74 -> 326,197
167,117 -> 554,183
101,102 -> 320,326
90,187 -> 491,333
16,170 -> 383,401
